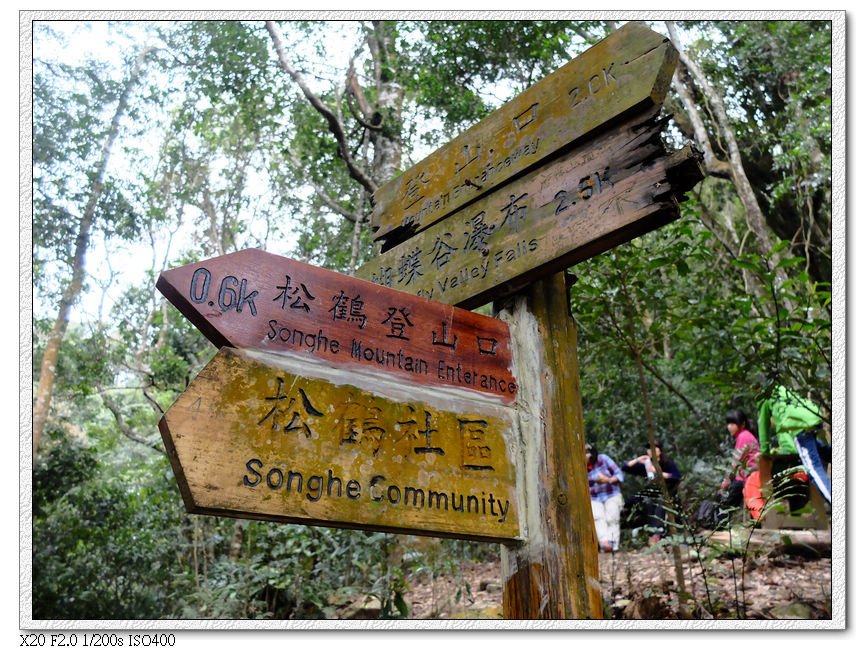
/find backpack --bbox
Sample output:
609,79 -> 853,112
695,499 -> 720,528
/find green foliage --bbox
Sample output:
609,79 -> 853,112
33,454 -> 188,620
178,21 -> 288,136
96,180 -> 141,240
400,21 -> 604,130
294,214 -> 347,268
33,30 -> 158,296
574,216 -> 723,467
52,327 -> 123,400
573,206 -> 830,481
31,19 -> 833,621
33,437 -> 98,517
726,248 -> 831,412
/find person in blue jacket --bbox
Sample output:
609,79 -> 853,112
586,443 -> 625,552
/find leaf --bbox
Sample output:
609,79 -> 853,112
776,256 -> 806,269
732,259 -> 762,273
769,240 -> 792,257
647,256 -> 671,270
394,591 -> 409,618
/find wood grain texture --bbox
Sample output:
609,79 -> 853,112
371,22 -> 678,250
496,273 -> 603,619
157,249 -> 516,403
160,347 -> 522,542
357,108 -> 704,311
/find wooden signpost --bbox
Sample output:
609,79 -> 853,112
358,107 -> 701,309
157,21 -> 704,621
158,347 -> 520,542
356,22 -> 703,620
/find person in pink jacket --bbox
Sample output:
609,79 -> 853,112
719,409 -> 759,506
696,410 -> 759,529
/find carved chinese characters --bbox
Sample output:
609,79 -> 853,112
370,22 -> 678,250
157,249 -> 517,402
159,348 -> 521,542
357,108 -> 704,310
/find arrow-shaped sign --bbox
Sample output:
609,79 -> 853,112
159,347 -> 522,542
157,249 -> 517,402
370,21 -> 679,250
357,108 -> 704,309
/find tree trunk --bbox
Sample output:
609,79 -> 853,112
33,48 -> 150,458
666,24 -> 795,297
348,192 -> 366,273
367,20 -> 404,187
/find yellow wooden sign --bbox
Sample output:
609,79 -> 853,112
357,108 -> 703,309
370,22 -> 678,250
159,347 -> 521,542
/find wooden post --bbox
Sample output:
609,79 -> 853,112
496,272 -> 602,619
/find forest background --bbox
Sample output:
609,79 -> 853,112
21,13 -> 843,625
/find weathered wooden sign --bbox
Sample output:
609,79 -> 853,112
357,108 -> 703,309
155,21 -> 704,618
156,249 -> 517,402
159,347 -> 521,542
370,22 -> 678,250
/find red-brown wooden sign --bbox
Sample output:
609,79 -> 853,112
156,249 -> 517,402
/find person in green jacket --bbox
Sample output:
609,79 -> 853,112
757,385 -> 830,503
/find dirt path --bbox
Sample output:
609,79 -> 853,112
399,529 -> 832,620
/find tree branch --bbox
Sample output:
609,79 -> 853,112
142,386 -> 166,416
99,387 -> 166,455
313,186 -> 363,223
667,27 -> 780,249
284,147 -> 364,223
638,352 -> 714,438
345,57 -> 383,132
589,265 -> 715,439
670,67 -> 732,180
265,20 -> 378,197
667,21 -> 794,309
